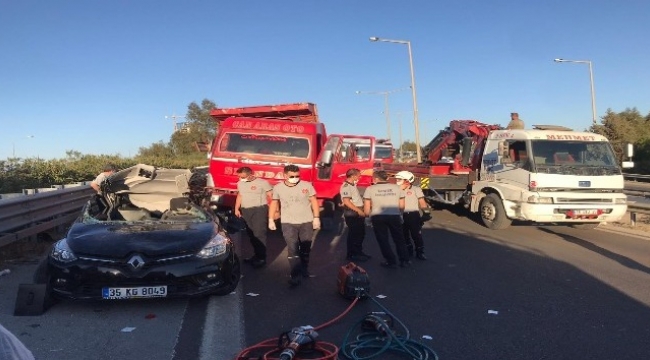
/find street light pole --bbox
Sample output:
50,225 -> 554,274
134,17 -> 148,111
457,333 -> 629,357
370,36 -> 422,163
355,87 -> 410,143
554,58 -> 597,127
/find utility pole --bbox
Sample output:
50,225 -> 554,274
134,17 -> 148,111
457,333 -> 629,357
398,113 -> 403,161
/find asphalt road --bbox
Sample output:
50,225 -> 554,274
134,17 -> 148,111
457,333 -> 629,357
1,209 -> 650,360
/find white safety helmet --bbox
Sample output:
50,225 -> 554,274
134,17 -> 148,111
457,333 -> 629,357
395,170 -> 415,183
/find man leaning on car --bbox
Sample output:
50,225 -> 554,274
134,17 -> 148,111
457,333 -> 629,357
90,163 -> 116,194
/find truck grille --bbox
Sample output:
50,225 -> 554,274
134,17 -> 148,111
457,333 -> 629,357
555,198 -> 613,203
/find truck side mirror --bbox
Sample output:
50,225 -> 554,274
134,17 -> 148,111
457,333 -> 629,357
498,140 -> 512,164
318,150 -> 333,166
626,143 -> 634,158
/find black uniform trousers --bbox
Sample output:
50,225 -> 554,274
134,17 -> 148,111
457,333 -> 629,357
241,205 -> 269,260
371,215 -> 409,264
344,214 -> 366,257
403,211 -> 425,251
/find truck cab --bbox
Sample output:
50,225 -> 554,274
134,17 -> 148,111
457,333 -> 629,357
205,103 -> 383,221
471,125 -> 631,229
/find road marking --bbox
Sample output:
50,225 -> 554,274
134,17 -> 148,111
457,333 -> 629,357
200,289 -> 245,360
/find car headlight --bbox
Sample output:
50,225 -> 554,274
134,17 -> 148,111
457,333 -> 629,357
614,197 -> 627,204
51,239 -> 77,263
527,196 -> 553,204
197,233 -> 230,258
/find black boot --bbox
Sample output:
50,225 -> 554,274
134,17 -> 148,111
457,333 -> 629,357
288,256 -> 302,287
415,248 -> 427,261
406,244 -> 414,258
299,241 -> 313,278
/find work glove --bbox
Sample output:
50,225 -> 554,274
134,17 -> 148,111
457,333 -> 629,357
421,210 -> 432,223
268,218 -> 277,231
312,218 -> 321,230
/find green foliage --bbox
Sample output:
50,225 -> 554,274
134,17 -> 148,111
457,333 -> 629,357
0,99 -> 218,193
400,141 -> 418,152
589,107 -> 650,173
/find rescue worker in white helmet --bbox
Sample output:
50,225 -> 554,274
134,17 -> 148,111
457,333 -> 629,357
394,170 -> 429,260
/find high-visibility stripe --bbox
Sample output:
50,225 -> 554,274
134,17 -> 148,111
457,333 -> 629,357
420,177 -> 430,189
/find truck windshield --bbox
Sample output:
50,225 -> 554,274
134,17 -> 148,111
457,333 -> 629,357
375,146 -> 393,159
530,140 -> 620,174
219,133 -> 310,158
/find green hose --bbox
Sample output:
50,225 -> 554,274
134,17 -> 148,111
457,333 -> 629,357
339,296 -> 439,360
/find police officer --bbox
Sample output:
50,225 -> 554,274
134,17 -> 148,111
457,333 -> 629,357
268,165 -> 321,286
395,171 -> 429,260
234,167 -> 273,268
363,170 -> 410,268
340,168 -> 371,262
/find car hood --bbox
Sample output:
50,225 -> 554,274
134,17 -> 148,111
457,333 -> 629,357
66,221 -> 216,258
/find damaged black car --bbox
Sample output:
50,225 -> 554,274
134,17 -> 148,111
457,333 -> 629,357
35,164 -> 240,300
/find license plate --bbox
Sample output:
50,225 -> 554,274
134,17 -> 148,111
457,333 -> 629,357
102,286 -> 167,299
573,209 -> 598,215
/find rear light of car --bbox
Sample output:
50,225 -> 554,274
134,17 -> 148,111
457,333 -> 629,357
197,233 -> 230,258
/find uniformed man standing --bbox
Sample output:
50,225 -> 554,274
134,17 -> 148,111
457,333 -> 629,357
363,170 -> 410,268
340,168 -> 371,262
395,171 -> 429,260
268,165 -> 321,286
234,167 -> 273,268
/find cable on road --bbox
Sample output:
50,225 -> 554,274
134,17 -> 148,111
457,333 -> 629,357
338,295 -> 439,360
234,296 -> 361,360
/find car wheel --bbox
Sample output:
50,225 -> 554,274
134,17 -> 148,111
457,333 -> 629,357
213,254 -> 241,296
33,257 -> 50,284
571,223 -> 600,230
32,256 -> 59,308
479,193 -> 512,230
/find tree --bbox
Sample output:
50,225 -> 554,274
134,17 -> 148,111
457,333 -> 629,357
168,99 -> 217,155
590,107 -> 650,164
400,141 -> 418,152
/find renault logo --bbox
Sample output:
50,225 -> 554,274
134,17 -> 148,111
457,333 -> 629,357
128,255 -> 145,269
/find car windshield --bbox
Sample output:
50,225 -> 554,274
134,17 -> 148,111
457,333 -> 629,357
530,140 -> 621,175
219,133 -> 310,158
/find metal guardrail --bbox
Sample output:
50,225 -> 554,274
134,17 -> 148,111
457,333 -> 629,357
624,173 -> 650,182
0,181 -> 648,249
0,186 -> 95,247
626,202 -> 650,227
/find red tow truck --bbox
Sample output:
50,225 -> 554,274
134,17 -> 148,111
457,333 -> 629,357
205,102 -> 386,223
382,119 -> 630,229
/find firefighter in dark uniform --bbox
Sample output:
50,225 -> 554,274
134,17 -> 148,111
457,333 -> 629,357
395,170 -> 429,260
340,168 -> 371,262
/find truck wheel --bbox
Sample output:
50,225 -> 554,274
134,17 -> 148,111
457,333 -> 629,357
479,193 -> 512,230
571,223 -> 600,230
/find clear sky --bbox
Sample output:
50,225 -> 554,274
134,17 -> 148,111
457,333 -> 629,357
1,0 -> 649,160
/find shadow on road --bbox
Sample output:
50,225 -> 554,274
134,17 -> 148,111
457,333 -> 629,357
236,222 -> 650,360
537,226 -> 650,275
